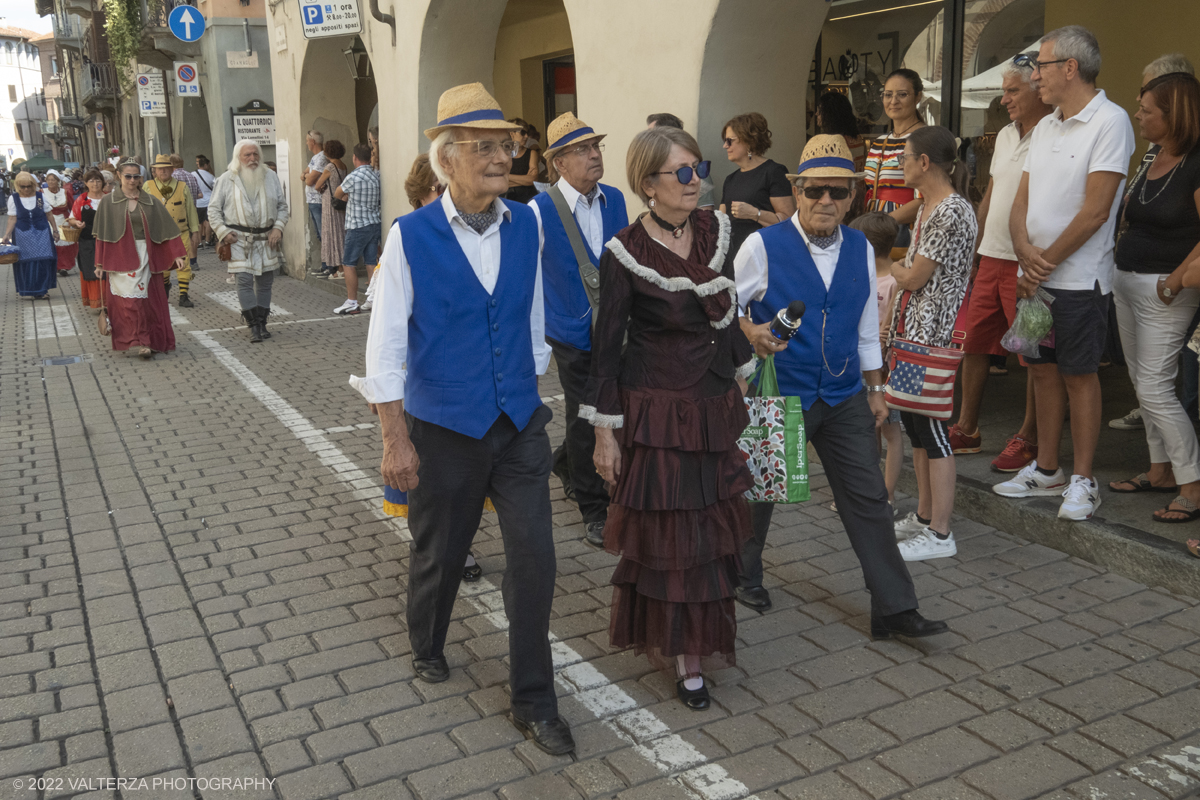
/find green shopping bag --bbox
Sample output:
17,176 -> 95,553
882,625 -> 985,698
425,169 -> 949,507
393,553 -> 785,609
737,355 -> 810,503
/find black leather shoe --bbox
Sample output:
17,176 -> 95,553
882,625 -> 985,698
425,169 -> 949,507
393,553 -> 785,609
257,306 -> 272,339
242,309 -> 262,343
411,656 -> 450,683
463,554 -> 482,583
735,585 -> 772,611
511,715 -> 575,755
178,293 -> 194,308
871,609 -> 950,640
584,521 -> 605,548
676,678 -> 711,711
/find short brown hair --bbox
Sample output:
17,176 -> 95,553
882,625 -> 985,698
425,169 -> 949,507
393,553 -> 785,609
1141,72 -> 1200,156
723,112 -> 772,156
626,127 -> 703,204
848,211 -> 899,256
169,153 -> 183,168
323,139 -> 346,160
404,153 -> 437,210
82,168 -> 105,184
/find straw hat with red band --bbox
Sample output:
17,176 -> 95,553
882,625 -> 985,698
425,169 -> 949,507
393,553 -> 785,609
424,82 -> 524,140
543,112 -> 606,159
786,134 -> 864,181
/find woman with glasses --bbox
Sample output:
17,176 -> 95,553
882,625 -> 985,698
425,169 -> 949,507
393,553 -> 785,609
886,127 -> 977,562
584,126 -> 755,711
505,118 -> 541,204
719,112 -> 795,259
68,169 -> 108,312
864,68 -> 927,258
2,171 -> 58,300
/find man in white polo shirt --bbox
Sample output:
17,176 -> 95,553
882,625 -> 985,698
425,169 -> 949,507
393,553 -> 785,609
947,54 -> 1053,474
994,25 -> 1135,521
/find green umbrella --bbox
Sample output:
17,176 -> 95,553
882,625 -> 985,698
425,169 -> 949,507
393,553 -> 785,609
17,154 -> 66,172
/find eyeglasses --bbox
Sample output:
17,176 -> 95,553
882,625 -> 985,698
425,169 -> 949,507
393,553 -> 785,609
455,140 -> 520,159
722,137 -> 737,147
563,142 -> 604,157
653,161 -> 711,185
880,90 -> 912,101
1012,54 -> 1069,71
801,185 -> 852,201
895,152 -> 922,165
121,174 -> 143,181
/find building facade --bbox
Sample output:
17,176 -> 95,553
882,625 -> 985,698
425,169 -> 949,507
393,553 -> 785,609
0,25 -> 51,171
261,0 -> 1199,277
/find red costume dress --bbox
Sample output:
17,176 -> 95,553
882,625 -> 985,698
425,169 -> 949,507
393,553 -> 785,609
93,190 -> 186,353
583,210 -> 756,671
70,193 -> 104,309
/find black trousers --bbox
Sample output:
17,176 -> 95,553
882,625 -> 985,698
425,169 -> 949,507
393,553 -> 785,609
406,405 -> 559,721
740,391 -> 919,617
548,338 -> 609,523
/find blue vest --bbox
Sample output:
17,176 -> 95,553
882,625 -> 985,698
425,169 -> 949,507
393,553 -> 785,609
399,200 -> 543,439
749,223 -> 870,410
532,184 -> 628,350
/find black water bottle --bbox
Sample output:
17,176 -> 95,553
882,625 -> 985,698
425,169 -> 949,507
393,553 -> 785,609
770,301 -> 807,342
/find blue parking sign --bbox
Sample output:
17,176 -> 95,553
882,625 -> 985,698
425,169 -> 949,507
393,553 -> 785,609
302,4 -> 323,24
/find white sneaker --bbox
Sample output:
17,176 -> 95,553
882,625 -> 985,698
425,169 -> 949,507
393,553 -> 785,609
1109,408 -> 1144,430
992,461 -> 1068,498
333,300 -> 360,316
898,527 -> 957,561
894,512 -> 929,540
1059,475 -> 1101,520
359,300 -> 371,312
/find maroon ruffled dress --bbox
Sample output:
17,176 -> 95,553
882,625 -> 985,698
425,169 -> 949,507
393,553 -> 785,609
583,210 -> 756,671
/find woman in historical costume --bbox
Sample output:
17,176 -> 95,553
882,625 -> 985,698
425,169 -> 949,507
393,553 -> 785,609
44,170 -> 77,277
585,126 -> 756,710
93,160 -> 186,359
68,169 -> 108,311
2,171 -> 58,300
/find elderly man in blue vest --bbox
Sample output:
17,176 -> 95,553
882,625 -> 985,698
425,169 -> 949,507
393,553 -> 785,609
351,83 -> 573,755
531,112 -> 629,547
733,135 -> 949,641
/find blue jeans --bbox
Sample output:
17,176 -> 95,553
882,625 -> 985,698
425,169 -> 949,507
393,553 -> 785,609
308,202 -> 327,270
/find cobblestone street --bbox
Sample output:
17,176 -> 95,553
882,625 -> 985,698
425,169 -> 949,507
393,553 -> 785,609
2,249 -> 1200,800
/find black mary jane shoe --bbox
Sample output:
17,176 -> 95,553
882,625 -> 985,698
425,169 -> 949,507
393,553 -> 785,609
411,655 -> 450,684
676,678 -> 711,711
463,554 -> 482,583
511,715 -> 575,756
870,609 -> 950,640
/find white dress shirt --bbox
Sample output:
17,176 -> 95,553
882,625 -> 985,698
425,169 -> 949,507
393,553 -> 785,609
529,177 -> 607,256
734,215 -> 882,372
349,189 -> 552,404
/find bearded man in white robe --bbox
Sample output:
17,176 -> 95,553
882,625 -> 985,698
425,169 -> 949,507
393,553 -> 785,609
208,139 -> 291,342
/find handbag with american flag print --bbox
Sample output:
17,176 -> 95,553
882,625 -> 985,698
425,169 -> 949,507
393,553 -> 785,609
884,286 -> 971,420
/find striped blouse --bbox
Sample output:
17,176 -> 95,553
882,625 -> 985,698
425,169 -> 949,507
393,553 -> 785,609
863,132 -> 917,212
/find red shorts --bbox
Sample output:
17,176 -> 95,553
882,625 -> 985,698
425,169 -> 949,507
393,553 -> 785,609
963,256 -> 1018,356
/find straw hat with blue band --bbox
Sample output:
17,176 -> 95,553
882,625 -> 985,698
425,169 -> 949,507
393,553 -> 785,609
424,82 -> 525,140
786,134 -> 865,181
543,112 -> 607,159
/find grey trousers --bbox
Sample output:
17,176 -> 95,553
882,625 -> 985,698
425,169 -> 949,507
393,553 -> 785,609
236,270 -> 274,310
740,391 -> 919,617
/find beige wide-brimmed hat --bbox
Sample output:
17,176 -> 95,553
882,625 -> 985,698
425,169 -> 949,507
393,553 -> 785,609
424,82 -> 524,140
786,134 -> 864,181
151,154 -> 174,169
543,112 -> 606,158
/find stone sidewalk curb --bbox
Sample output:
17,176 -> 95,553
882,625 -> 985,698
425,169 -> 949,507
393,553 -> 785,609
899,467 -> 1200,598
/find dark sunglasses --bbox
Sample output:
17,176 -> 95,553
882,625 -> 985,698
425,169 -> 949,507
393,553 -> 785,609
722,137 -> 736,147
654,161 -> 711,184
801,185 -> 852,201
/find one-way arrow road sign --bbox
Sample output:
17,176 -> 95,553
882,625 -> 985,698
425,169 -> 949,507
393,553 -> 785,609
168,5 -> 206,43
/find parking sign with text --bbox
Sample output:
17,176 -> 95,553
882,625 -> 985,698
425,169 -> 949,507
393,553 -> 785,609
300,0 -> 361,39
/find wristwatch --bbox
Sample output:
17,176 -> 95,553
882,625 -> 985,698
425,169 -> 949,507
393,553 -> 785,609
865,384 -> 887,393
1162,280 -> 1175,299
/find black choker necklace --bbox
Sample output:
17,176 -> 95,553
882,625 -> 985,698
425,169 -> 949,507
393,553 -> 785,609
649,209 -> 688,239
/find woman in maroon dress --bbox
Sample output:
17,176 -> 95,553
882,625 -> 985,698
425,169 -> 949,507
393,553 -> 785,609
583,127 -> 756,710
93,161 -> 187,359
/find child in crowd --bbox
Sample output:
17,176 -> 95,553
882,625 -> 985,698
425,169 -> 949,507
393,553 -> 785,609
850,211 -> 903,505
